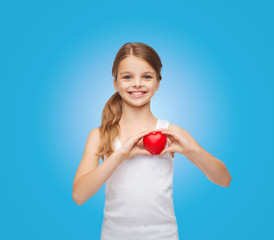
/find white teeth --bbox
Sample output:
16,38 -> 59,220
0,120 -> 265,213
130,92 -> 145,95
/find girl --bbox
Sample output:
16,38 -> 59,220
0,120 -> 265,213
72,42 -> 232,240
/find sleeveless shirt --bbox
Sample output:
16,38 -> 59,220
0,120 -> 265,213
100,119 -> 179,240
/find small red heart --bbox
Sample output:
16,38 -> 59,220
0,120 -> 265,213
143,131 -> 167,155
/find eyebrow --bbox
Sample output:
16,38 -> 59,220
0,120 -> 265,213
119,71 -> 155,75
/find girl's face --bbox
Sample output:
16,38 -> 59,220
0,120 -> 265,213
114,55 -> 160,107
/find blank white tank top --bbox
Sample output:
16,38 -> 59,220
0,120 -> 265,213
100,119 -> 179,240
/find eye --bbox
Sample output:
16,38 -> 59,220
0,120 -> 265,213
144,75 -> 152,79
122,75 -> 152,80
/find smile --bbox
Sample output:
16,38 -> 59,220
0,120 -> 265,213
128,91 -> 147,97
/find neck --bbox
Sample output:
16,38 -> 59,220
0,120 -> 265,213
119,102 -> 156,128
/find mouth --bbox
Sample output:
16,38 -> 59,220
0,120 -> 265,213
128,91 -> 147,97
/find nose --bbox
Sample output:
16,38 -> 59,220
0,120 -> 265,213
133,78 -> 143,87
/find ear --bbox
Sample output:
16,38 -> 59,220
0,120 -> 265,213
113,78 -> 118,92
156,80 -> 160,91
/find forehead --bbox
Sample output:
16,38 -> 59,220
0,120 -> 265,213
118,56 -> 155,74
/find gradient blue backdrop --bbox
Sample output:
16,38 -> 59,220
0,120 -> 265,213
1,0 -> 273,239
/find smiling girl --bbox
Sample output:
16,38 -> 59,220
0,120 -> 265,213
72,42 -> 232,240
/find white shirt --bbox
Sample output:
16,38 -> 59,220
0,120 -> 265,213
100,119 -> 179,240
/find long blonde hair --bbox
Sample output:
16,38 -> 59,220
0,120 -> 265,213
96,42 -> 163,160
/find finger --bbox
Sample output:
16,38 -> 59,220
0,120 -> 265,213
137,129 -> 151,135
159,147 -> 172,157
159,132 -> 176,142
133,129 -> 150,137
139,149 -> 153,157
159,150 -> 167,157
133,130 -> 152,143
139,130 -> 152,138
133,129 -> 148,137
125,130 -> 151,148
157,128 -> 172,132
158,129 -> 180,141
158,129 -> 174,135
157,129 -> 176,137
157,128 -> 166,132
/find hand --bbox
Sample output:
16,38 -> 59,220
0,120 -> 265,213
157,128 -> 199,157
117,129 -> 153,161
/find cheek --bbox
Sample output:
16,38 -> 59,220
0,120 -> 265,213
150,83 -> 158,90
122,84 -> 131,91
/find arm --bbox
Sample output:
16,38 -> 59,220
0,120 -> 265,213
73,151 -> 124,205
159,124 -> 232,188
72,128 -> 125,205
184,147 -> 232,187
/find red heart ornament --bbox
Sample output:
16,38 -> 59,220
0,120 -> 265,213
143,131 -> 167,155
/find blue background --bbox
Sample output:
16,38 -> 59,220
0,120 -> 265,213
1,0 -> 273,239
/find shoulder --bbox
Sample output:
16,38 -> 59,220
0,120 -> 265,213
88,127 -> 110,161
86,127 -> 102,151
88,127 -> 101,139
